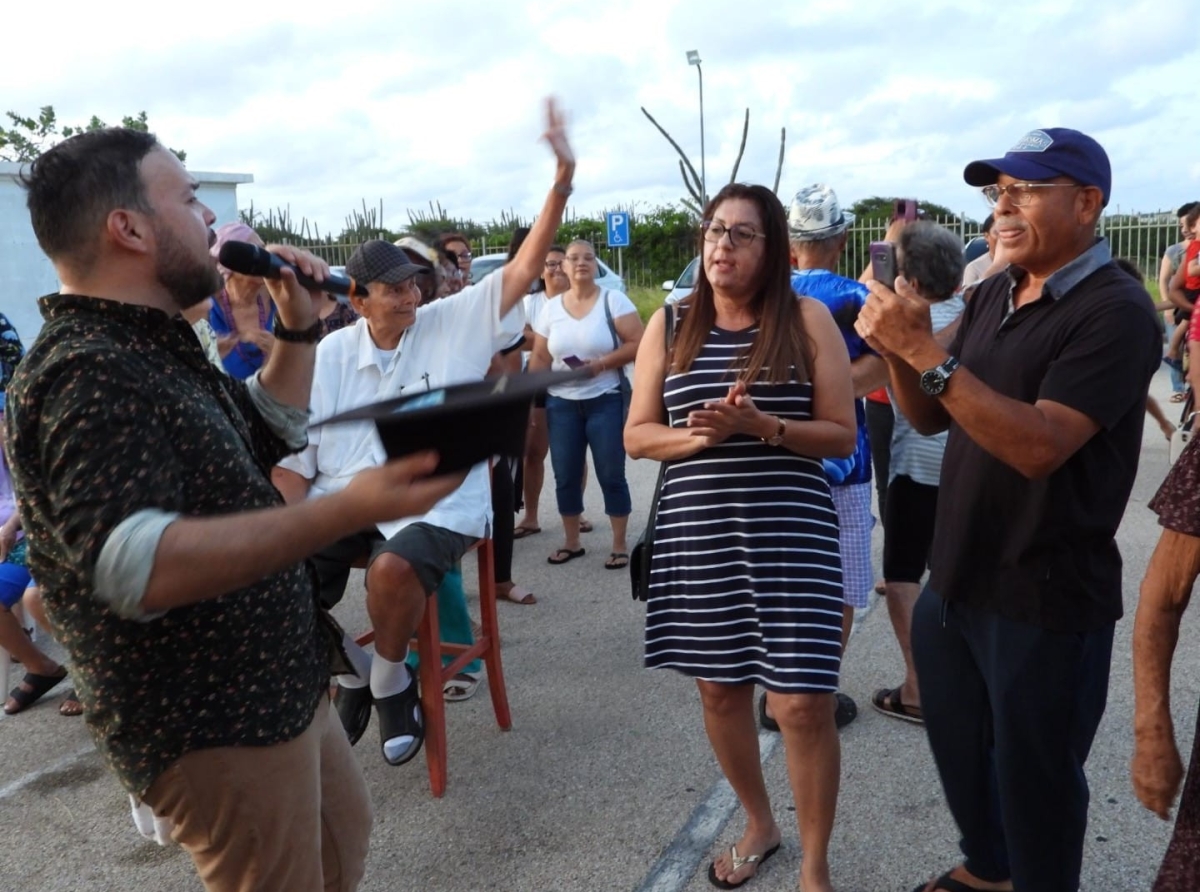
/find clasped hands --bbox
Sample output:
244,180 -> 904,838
687,381 -> 769,447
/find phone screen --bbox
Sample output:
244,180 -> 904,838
869,241 -> 898,288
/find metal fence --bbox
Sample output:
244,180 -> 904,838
291,209 -> 1181,293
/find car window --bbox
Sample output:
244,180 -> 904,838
677,257 -> 700,288
470,256 -> 506,284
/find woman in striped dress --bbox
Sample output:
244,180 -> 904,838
626,184 -> 856,892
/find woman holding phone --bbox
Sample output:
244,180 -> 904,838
528,239 -> 643,568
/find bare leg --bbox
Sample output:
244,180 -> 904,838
884,580 -> 922,708
556,515 -> 582,554
840,603 -> 853,655
772,691 -> 839,892
0,606 -> 58,675
610,514 -> 629,556
519,407 -> 548,531
696,680 -> 781,886
365,555 -> 427,662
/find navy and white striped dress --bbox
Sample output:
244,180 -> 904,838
643,323 -> 845,693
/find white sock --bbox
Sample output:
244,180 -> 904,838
370,653 -> 412,700
338,634 -> 372,689
371,653 -> 416,762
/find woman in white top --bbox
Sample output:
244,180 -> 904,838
529,240 -> 644,568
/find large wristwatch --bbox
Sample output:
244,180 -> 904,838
272,316 -> 322,344
763,416 -> 786,447
919,356 -> 960,397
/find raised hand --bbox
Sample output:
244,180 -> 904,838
542,97 -> 575,178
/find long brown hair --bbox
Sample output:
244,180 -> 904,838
672,183 -> 812,385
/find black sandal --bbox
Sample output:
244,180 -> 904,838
375,681 -> 424,766
4,667 -> 68,714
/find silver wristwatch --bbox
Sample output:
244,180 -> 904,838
919,356 -> 960,397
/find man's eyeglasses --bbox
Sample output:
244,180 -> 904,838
544,260 -> 564,269
701,220 -> 765,248
981,182 -> 1082,207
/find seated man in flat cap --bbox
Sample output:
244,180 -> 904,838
273,101 -> 574,766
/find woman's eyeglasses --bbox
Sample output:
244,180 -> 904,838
544,260 -> 564,269
701,221 -> 765,248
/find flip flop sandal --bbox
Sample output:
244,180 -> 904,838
910,871 -> 994,892
604,552 -> 629,570
443,672 -> 481,702
707,841 -> 781,889
547,547 -> 585,565
333,682 -> 373,746
376,682 -> 424,767
872,686 -> 924,724
498,586 -> 537,605
4,667 -> 67,715
512,525 -> 542,540
58,688 -> 83,717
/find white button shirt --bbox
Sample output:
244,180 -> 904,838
278,271 -> 525,539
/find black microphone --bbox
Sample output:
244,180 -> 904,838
217,240 -> 369,297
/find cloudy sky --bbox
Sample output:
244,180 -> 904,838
8,0 -> 1197,235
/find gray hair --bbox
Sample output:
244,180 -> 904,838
897,222 -> 966,302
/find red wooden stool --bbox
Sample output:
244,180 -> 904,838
354,536 -> 511,797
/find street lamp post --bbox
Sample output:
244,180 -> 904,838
686,49 -> 705,205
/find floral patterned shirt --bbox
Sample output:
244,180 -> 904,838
5,295 -> 328,797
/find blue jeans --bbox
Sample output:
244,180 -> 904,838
545,391 -> 632,518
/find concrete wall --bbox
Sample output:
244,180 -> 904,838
0,163 -> 252,344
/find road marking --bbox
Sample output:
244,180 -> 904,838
633,731 -> 782,892
0,745 -> 95,801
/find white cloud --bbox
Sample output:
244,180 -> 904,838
5,0 -> 1197,235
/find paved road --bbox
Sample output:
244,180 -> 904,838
0,368 -> 1193,891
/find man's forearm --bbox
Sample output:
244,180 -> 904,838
885,354 -> 949,435
258,339 -> 317,412
851,355 -> 889,398
1133,532 -> 1200,739
142,491 -> 358,614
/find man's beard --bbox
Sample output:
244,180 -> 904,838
154,222 -> 223,311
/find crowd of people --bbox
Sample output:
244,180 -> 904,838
1,107 -> 1199,892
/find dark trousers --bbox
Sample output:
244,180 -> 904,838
864,399 -> 893,516
911,588 -> 1113,892
491,456 -> 515,584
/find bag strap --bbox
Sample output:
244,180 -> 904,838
602,289 -> 620,351
644,302 -> 677,536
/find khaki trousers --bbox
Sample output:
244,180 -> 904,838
143,700 -> 372,892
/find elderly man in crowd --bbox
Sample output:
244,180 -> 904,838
757,183 -> 888,734
6,127 -> 466,892
272,99 -> 575,768
856,128 -> 1160,892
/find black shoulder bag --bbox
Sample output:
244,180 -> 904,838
630,303 -> 676,601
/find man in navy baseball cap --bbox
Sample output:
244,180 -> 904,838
855,123 -> 1162,892
964,127 -> 1112,207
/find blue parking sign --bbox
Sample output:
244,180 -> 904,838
606,212 -> 630,247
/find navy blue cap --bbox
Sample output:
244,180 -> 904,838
964,128 -> 1111,207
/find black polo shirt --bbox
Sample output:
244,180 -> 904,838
929,247 -> 1161,631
